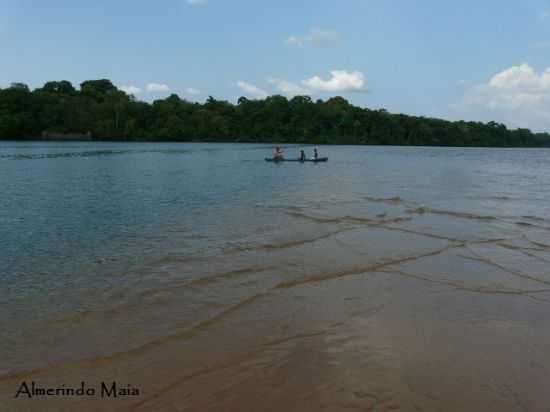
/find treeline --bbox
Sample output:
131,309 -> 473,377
1,79 -> 550,147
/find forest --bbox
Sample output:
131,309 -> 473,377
1,79 -> 550,147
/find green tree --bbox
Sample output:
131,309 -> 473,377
1,78 -> 549,146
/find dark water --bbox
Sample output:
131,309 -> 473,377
2,142 -> 550,411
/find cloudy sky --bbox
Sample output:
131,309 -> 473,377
2,0 -> 550,131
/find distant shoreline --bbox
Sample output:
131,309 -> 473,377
2,79 -> 549,148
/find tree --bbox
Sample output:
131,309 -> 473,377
0,78 -> 549,146
41,81 -> 76,95
80,79 -> 117,101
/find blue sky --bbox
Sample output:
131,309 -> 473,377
2,0 -> 550,131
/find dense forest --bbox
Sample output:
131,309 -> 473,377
1,79 -> 550,147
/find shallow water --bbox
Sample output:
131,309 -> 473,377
2,142 -> 550,411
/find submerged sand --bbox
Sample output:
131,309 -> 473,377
3,195 -> 550,411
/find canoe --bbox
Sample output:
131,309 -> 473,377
265,157 -> 328,163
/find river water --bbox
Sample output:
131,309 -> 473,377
2,142 -> 550,411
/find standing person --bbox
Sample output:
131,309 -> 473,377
313,147 -> 319,160
273,147 -> 284,160
299,150 -> 306,161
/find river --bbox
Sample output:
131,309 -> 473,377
2,141 -> 550,411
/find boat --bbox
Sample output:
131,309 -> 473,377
265,157 -> 328,163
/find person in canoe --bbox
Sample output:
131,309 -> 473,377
299,150 -> 306,161
273,147 -> 284,160
313,147 -> 319,160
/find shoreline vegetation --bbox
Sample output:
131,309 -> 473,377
2,79 -> 550,147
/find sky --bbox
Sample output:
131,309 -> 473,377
2,0 -> 550,131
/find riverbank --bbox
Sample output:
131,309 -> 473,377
2,80 -> 550,147
2,200 -> 550,411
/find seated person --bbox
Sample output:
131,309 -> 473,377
273,147 -> 284,160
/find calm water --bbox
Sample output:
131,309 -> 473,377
2,142 -> 550,411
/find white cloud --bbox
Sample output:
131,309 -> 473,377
465,64 -> 550,109
302,70 -> 366,92
488,64 -> 550,91
286,28 -> 340,48
286,36 -> 303,47
187,0 -> 206,5
120,85 -> 142,95
145,83 -> 170,93
237,81 -> 267,99
461,63 -> 550,130
269,78 -> 310,97
185,87 -> 201,95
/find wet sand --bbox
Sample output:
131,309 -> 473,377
3,196 -> 550,411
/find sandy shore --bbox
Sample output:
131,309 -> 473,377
3,196 -> 550,411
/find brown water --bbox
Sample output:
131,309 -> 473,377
2,144 -> 550,411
